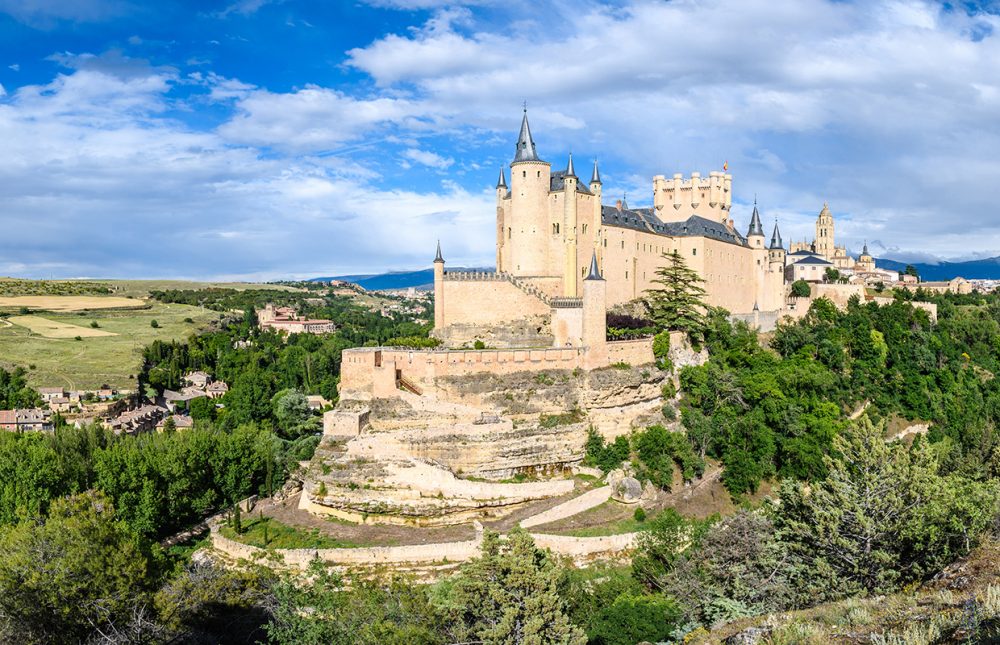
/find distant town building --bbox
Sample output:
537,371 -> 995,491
259,303 -> 336,335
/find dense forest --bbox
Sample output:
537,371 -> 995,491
3,288 -> 1000,642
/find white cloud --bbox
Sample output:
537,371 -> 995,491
402,147 -> 453,169
0,0 -> 129,27
0,64 -> 491,279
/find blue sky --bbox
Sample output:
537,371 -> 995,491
1,0 -> 1000,279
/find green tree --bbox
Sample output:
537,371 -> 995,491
0,491 -> 152,643
904,264 -> 920,279
777,416 -> 998,600
643,251 -> 709,341
448,529 -> 586,645
824,267 -> 840,283
790,279 -> 811,298
266,562 -> 444,644
189,395 -> 216,421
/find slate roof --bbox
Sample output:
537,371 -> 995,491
791,255 -> 834,266
550,171 -> 594,195
512,110 -> 541,163
789,249 -> 821,257
600,206 -> 748,247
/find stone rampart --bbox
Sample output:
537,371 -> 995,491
209,519 -> 637,570
606,338 -> 655,365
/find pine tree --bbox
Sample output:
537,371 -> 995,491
450,528 -> 586,645
643,251 -> 709,340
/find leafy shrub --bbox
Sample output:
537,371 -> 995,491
150,319 -> 159,328
634,424 -> 705,489
584,427 -> 630,473
791,280 -> 811,298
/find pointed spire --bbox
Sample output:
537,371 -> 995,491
862,240 -> 869,256
565,152 -> 575,177
585,250 -> 603,281
621,192 -> 629,211
590,158 -> 601,184
512,107 -> 540,163
496,166 -> 507,189
434,240 -> 444,263
747,202 -> 764,237
769,220 -> 783,250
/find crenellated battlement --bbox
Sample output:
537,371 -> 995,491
653,171 -> 732,223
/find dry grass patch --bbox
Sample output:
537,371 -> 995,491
0,295 -> 145,312
8,315 -> 117,338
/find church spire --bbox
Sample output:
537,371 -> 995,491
565,152 -> 575,177
770,221 -> 783,250
434,240 -> 444,263
512,107 -> 540,164
496,166 -> 507,189
862,240 -> 869,255
747,201 -> 764,237
591,158 -> 601,184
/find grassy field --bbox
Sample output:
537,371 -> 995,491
7,315 -> 117,338
0,277 -> 302,299
220,516 -> 358,549
0,295 -> 146,312
0,301 -> 220,390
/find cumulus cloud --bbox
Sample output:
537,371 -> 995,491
402,147 -> 454,169
340,0 -> 1000,258
0,63 -> 491,279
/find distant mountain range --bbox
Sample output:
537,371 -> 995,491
313,256 -> 1000,291
875,257 -> 1000,281
311,267 -> 492,291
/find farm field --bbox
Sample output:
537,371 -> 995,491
0,277 -> 302,299
0,295 -> 145,312
0,301 -> 220,390
7,315 -> 117,338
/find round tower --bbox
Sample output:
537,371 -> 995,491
433,241 -> 445,330
746,201 -> 766,249
563,153 -> 578,297
508,108 -> 551,277
589,159 -> 603,270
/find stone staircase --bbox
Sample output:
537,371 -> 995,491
502,273 -> 551,305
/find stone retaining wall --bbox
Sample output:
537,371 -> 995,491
209,520 -> 637,570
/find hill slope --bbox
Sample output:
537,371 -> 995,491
876,256 -> 1000,281
312,267 -> 493,291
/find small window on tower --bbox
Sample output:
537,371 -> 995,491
692,249 -> 697,256
582,224 -> 588,234
522,171 -> 526,178
552,223 -> 560,234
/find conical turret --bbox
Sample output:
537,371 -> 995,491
434,240 -> 444,264
585,250 -> 603,281
747,202 -> 765,238
591,159 -> 601,184
769,221 -> 783,250
496,166 -> 507,189
512,108 -> 540,163
565,152 -> 575,177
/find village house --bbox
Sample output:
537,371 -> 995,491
156,414 -> 194,432
0,408 -> 53,432
183,371 -> 211,388
106,404 -> 166,435
206,380 -> 229,398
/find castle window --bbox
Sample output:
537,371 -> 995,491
508,227 -> 511,239
625,271 -> 628,279
537,171 -> 541,178
692,249 -> 697,256
621,241 -> 625,249
552,223 -> 560,234
582,224 -> 588,234
522,171 -> 526,178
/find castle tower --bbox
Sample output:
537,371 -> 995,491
508,108 -> 551,277
495,166 -> 507,271
857,240 -> 875,272
433,241 -> 445,329
768,221 -> 786,267
746,201 -> 765,249
815,203 -> 835,260
589,159 -> 602,263
582,252 -> 608,369
563,153 -> 579,297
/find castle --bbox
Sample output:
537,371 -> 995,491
303,111 -> 878,528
